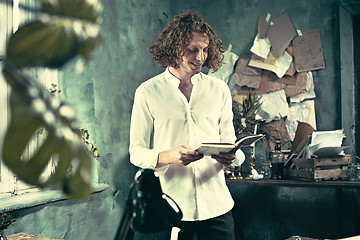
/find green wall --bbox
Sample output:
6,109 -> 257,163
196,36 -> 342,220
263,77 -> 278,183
4,0 -> 358,240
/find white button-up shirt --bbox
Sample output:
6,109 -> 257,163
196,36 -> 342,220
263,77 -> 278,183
129,68 -> 245,221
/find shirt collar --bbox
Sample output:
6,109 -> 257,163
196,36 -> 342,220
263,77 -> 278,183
165,67 -> 201,87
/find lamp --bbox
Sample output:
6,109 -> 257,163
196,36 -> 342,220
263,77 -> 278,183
115,169 -> 183,240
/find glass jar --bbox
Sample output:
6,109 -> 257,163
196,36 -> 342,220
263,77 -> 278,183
260,163 -> 272,179
346,164 -> 360,181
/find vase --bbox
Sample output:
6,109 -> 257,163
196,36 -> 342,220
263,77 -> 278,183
0,230 -> 7,240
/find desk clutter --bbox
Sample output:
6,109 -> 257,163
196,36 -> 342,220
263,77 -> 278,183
225,123 -> 358,182
283,155 -> 351,181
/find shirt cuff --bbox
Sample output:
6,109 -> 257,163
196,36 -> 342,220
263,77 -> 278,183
233,149 -> 245,166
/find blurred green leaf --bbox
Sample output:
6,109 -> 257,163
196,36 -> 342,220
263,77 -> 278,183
40,0 -> 103,23
6,17 -> 102,68
2,0 -> 103,199
2,63 -> 92,199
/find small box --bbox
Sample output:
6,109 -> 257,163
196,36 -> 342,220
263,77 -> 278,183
284,155 -> 351,181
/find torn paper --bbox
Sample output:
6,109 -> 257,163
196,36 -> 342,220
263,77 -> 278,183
250,34 -> 271,59
289,71 -> 316,103
237,70 -> 269,94
269,71 -> 296,86
249,50 -> 292,78
208,44 -> 239,84
285,100 -> 316,141
233,55 -> 263,89
283,71 -> 308,97
260,118 -> 291,150
255,89 -> 289,123
293,29 -> 325,72
284,46 -> 296,76
267,71 -> 287,93
267,13 -> 297,58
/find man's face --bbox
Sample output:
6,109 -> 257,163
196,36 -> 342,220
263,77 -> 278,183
179,32 -> 209,75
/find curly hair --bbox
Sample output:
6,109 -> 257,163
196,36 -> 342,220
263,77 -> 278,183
149,12 -> 225,72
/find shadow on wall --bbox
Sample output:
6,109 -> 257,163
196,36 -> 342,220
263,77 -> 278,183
112,153 -> 138,207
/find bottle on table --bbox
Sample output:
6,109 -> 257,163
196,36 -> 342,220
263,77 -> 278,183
270,139 -> 284,179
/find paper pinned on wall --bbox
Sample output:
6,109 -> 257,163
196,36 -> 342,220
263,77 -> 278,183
293,29 -> 325,72
267,13 -> 297,58
248,50 -> 292,78
233,55 -> 263,89
269,71 -> 297,86
260,118 -> 292,150
283,71 -> 308,97
208,44 -> 239,84
290,71 -> 316,103
284,46 -> 296,76
250,34 -> 271,59
258,14 -> 271,39
285,100 -> 316,141
255,89 -> 289,123
267,73 -> 287,93
237,70 -> 269,94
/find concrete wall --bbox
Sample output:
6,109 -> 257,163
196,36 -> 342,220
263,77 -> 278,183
4,0 -> 359,240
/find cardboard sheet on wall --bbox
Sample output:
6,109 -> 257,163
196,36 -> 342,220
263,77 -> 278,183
293,29 -> 325,72
289,72 -> 316,103
267,13 -> 297,58
269,71 -> 297,85
237,70 -> 269,94
283,71 -> 308,97
260,118 -> 291,150
258,14 -> 271,39
233,55 -> 263,89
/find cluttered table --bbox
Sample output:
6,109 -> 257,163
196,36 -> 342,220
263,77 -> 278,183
226,178 -> 360,189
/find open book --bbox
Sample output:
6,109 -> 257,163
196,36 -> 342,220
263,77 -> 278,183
195,134 -> 264,156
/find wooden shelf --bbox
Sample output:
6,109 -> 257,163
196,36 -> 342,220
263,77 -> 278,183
226,178 -> 360,189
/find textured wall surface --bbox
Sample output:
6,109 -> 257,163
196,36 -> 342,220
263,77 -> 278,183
5,189 -> 120,239
5,0 -> 358,240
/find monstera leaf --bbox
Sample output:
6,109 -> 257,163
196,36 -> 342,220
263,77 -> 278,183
2,64 -> 92,199
40,0 -> 102,22
6,0 -> 102,68
1,0 -> 103,199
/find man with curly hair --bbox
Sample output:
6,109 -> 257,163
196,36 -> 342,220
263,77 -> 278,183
129,11 -> 245,240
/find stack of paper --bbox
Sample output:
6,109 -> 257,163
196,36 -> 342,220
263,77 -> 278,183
305,129 -> 346,158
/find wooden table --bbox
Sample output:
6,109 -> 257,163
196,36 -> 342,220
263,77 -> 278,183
226,178 -> 360,189
7,232 -> 63,240
227,178 -> 360,238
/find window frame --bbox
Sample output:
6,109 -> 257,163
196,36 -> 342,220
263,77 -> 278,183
0,0 -> 58,198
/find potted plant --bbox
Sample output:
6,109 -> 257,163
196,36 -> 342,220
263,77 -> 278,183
0,211 -> 15,240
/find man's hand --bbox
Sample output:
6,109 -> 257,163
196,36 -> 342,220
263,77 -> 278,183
211,152 -> 236,167
157,145 -> 204,167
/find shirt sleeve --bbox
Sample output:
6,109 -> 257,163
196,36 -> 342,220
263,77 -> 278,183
129,86 -> 162,170
219,83 -> 245,165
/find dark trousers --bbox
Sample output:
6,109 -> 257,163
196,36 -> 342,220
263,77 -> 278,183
178,211 -> 235,240
133,229 -> 171,240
